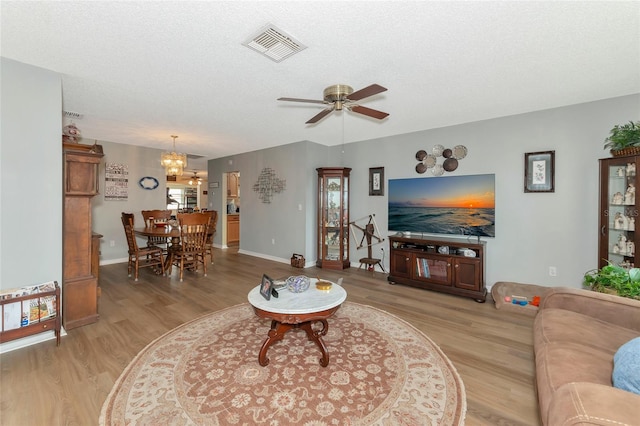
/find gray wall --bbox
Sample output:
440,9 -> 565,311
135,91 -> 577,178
0,58 -> 62,351
207,94 -> 640,289
207,141 -> 330,263
92,140 -> 170,263
1,58 -> 62,290
332,95 -> 640,287
58,94 -> 640,292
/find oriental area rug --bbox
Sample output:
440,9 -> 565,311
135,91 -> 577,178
100,302 -> 466,425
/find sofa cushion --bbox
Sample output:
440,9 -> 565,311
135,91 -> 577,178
535,341 -> 614,419
613,336 -> 640,395
534,308 -> 638,356
548,382 -> 640,426
537,342 -> 614,390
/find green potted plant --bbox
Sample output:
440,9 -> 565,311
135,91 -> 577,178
584,261 -> 640,299
604,120 -> 640,155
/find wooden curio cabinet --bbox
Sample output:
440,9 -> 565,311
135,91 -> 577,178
63,143 -> 104,330
599,155 -> 640,270
317,167 -> 351,269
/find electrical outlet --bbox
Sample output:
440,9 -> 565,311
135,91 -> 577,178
109,240 -> 115,247
549,266 -> 557,277
271,238 -> 275,245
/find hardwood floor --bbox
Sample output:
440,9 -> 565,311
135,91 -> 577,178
0,248 -> 540,425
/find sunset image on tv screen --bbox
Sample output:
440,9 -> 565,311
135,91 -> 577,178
388,174 -> 495,237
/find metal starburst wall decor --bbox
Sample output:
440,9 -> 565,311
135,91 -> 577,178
252,167 -> 286,203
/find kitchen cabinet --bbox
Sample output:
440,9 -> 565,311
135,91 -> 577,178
227,215 -> 239,244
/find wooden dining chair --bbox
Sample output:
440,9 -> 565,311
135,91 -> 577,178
141,209 -> 172,251
121,212 -> 164,281
172,213 -> 210,282
202,210 -> 218,263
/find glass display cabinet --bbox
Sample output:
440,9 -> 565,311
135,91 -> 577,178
317,167 -> 351,269
599,155 -> 639,269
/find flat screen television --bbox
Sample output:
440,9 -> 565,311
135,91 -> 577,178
388,174 -> 495,238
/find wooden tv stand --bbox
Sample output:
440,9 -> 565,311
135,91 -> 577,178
388,235 -> 487,302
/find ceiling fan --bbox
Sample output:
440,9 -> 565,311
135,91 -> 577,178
278,84 -> 389,124
188,171 -> 202,185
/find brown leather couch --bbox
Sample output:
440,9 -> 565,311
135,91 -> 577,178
533,287 -> 640,425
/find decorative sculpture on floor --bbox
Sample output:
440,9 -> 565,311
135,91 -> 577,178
349,214 -> 385,272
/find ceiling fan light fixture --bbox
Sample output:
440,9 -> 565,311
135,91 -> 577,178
161,135 -> 187,176
279,83 -> 389,124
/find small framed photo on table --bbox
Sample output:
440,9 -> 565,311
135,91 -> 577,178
369,167 -> 384,196
260,274 -> 274,300
525,151 -> 555,193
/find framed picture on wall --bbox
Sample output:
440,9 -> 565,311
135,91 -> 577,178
525,151 -> 555,193
369,167 -> 384,196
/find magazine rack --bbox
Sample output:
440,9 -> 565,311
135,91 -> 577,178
0,281 -> 61,346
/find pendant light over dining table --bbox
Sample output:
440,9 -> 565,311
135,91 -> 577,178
161,135 -> 187,176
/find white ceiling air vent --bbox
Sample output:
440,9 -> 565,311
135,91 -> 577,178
243,24 -> 307,63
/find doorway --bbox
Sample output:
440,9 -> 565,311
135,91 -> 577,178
226,172 -> 240,246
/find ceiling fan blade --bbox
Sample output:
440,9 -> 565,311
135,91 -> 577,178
278,97 -> 326,104
306,107 -> 335,124
350,105 -> 389,120
347,84 -> 388,101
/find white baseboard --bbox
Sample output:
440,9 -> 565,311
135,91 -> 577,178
237,249 -> 291,265
0,327 -> 67,354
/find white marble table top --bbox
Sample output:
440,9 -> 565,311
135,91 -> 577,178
248,278 -> 347,314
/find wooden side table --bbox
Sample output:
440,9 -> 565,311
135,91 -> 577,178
248,279 -> 347,367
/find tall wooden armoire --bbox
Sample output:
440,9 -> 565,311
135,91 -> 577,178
63,143 -> 104,330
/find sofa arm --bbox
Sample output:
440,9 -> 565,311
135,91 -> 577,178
547,382 -> 640,426
539,287 -> 640,332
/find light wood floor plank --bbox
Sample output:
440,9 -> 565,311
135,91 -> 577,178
0,248 -> 540,425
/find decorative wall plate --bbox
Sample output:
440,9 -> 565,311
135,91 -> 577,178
432,164 -> 444,176
424,154 -> 436,168
442,148 -> 452,158
415,150 -> 427,161
138,176 -> 159,190
415,163 -> 427,174
432,144 -> 445,157
443,158 -> 458,172
452,145 -> 468,160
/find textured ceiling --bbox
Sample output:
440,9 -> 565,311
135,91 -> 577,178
2,1 -> 639,169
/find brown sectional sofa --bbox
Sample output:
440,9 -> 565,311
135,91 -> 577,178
533,287 -> 640,425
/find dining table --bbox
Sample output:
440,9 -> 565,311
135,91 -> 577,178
134,225 -> 181,273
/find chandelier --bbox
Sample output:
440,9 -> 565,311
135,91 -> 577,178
161,135 -> 187,176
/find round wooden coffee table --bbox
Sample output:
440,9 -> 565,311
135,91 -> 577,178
248,279 -> 347,367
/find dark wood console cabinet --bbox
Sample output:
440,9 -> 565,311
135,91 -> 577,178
63,143 -> 103,330
388,235 -> 487,302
